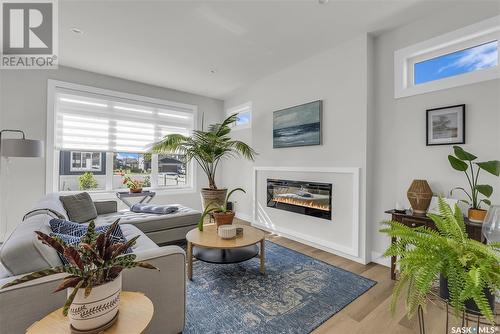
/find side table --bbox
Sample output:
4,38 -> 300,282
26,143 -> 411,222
26,291 -> 154,334
385,209 -> 484,280
116,191 -> 156,208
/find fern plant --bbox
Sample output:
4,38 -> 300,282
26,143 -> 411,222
1,220 -> 158,316
380,198 -> 500,323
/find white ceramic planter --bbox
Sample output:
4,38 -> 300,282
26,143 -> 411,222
67,274 -> 122,331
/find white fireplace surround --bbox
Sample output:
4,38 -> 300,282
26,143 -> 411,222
252,166 -> 361,259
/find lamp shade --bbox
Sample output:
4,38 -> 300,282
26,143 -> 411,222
482,205 -> 500,243
1,138 -> 44,158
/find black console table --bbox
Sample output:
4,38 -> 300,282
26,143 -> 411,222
385,210 -> 484,280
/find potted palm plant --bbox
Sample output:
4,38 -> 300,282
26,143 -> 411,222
152,114 -> 256,209
380,198 -> 500,324
1,220 -> 158,332
198,187 -> 246,230
448,146 -> 500,222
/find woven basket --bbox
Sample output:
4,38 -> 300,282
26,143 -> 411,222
200,188 -> 227,209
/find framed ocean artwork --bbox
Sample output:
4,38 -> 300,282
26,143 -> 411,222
273,100 -> 322,148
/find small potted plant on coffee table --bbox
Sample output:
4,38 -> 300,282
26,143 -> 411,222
1,220 -> 158,332
198,187 -> 245,231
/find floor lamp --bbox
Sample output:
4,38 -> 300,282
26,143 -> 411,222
0,130 -> 44,241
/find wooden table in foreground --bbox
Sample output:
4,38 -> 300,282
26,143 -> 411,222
26,292 -> 154,334
185,225 -> 266,280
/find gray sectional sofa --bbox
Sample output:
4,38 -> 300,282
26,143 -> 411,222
0,193 -> 199,333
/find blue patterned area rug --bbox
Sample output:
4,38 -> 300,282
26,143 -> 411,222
185,241 -> 376,334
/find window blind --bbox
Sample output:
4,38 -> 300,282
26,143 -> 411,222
54,88 -> 195,153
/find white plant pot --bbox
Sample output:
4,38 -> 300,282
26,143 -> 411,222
67,274 -> 122,331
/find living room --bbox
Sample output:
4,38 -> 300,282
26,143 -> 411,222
0,1 -> 499,333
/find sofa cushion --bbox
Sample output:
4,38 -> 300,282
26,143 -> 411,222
94,205 -> 201,234
0,214 -> 62,276
59,192 -> 97,223
120,224 -> 159,252
27,193 -> 69,220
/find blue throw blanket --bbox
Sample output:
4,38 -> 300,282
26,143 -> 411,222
131,203 -> 179,215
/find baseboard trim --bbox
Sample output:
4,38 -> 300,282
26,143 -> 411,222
252,221 -> 367,265
370,251 -> 390,267
235,212 -> 252,222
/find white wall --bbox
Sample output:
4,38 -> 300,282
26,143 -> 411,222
223,34 -> 372,263
224,2 -> 500,266
0,66 -> 223,240
370,3 -> 500,264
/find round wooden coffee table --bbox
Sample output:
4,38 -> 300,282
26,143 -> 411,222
185,225 -> 266,280
26,292 -> 153,334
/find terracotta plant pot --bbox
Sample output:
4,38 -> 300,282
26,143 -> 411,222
130,188 -> 142,193
67,274 -> 122,332
407,180 -> 433,215
468,208 -> 487,223
200,188 -> 227,210
213,211 -> 235,228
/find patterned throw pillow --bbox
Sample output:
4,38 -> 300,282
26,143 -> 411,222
48,219 -> 132,265
49,219 -> 127,243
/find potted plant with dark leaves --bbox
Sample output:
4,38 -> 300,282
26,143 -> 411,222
448,146 -> 500,222
152,114 -> 256,209
198,187 -> 246,230
380,198 -> 500,324
1,220 -> 158,332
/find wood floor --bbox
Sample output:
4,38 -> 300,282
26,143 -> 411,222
231,218 -> 474,334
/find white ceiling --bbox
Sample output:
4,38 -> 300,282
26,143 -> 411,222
59,0 -> 448,99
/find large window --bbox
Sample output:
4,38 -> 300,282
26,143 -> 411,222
48,80 -> 196,193
395,16 -> 500,98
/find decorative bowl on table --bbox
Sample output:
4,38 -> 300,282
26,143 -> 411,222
218,225 -> 237,239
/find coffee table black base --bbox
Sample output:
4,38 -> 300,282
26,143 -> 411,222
193,245 -> 259,264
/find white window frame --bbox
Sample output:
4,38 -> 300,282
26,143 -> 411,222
226,101 -> 252,130
395,15 -> 500,98
69,151 -> 102,172
47,80 -> 198,196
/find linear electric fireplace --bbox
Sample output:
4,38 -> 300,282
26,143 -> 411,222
267,179 -> 332,220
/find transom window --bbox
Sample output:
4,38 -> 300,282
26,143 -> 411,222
48,80 -> 197,193
414,40 -> 498,85
395,15 -> 500,98
226,102 -> 252,130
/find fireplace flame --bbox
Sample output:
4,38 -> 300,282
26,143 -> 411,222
272,197 -> 330,212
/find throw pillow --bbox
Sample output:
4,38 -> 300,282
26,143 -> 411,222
49,219 -> 127,243
49,219 -> 132,265
59,192 -> 98,223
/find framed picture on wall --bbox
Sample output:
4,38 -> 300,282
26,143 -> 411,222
273,100 -> 322,149
426,104 -> 465,146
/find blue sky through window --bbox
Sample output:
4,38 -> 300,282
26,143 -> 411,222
236,112 -> 250,126
414,40 -> 498,85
